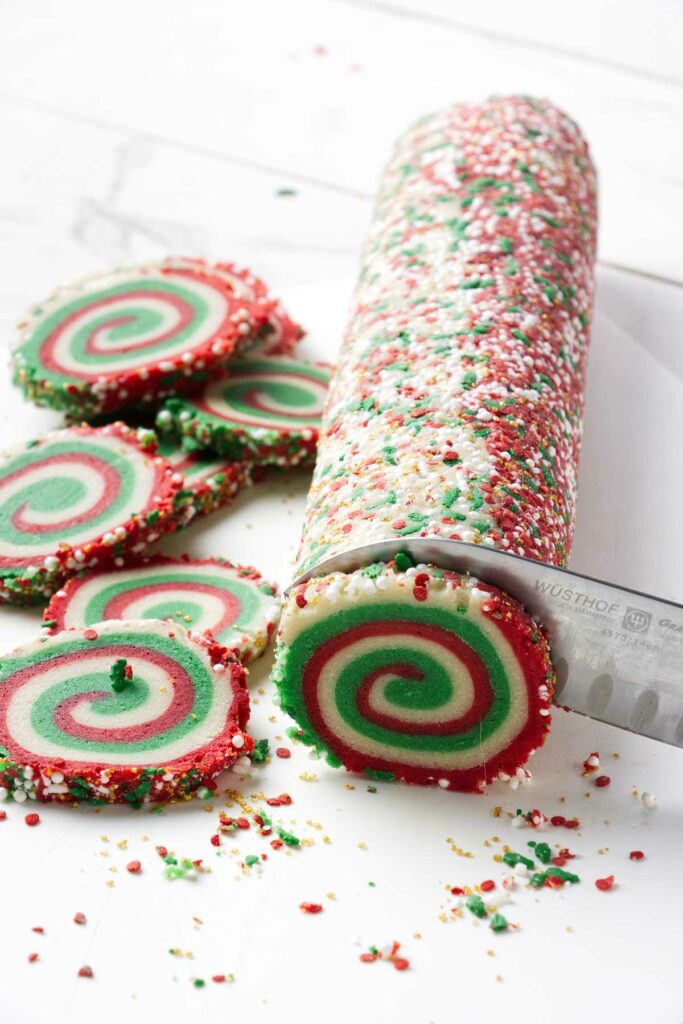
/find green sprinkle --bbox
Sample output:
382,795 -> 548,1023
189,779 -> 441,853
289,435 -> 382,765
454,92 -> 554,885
109,659 -> 131,693
466,894 -> 487,919
511,328 -> 531,346
362,563 -> 384,579
546,866 -> 580,884
500,236 -> 514,253
193,978 -> 205,988
441,487 -> 461,510
502,851 -> 535,871
541,214 -> 563,228
393,552 -> 413,572
244,855 -> 259,867
364,768 -> 395,782
490,913 -> 508,932
250,739 -> 270,764
277,827 -> 300,847
535,842 -> 552,864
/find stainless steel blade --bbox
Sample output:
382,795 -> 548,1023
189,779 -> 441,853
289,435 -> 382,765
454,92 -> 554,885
289,539 -> 683,746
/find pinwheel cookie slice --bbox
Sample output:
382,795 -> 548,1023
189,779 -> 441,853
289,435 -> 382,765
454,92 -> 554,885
156,355 -> 332,467
207,261 -> 304,354
154,435 -> 253,518
0,424 -> 182,605
44,556 -> 281,663
0,619 -> 251,805
10,257 -> 287,419
275,562 -> 553,794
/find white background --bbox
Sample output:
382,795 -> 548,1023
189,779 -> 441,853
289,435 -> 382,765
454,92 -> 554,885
0,2 -> 682,1022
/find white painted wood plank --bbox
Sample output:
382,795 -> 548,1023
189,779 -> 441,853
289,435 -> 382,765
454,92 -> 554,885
0,0 -> 681,280
0,100 -> 367,341
337,0 -> 683,83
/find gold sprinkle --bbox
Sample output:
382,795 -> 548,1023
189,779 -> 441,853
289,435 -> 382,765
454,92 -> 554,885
487,950 -> 495,957
100,835 -> 109,843
323,836 -> 331,845
106,880 -> 115,888
116,839 -> 128,850
566,925 -> 574,933
299,772 -> 317,782
358,842 -> 368,851
326,892 -> 337,901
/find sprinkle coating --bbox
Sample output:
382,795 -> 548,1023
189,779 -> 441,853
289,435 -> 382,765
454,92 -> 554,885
275,96 -> 597,791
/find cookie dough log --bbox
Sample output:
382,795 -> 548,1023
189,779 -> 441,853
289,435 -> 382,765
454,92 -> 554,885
274,97 -> 597,792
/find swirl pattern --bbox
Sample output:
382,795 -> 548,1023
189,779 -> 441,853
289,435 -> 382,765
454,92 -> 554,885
11,258 -> 263,417
45,556 -> 281,662
0,425 -> 181,605
0,620 -> 250,804
156,356 -> 332,467
275,567 -> 553,792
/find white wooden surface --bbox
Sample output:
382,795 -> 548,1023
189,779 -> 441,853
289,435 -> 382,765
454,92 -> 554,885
0,3 -> 682,1022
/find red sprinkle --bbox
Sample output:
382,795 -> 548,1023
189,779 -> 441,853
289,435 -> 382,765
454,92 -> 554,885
275,748 -> 291,759
83,629 -> 98,641
299,902 -> 323,914
360,952 -> 378,963
212,975 -> 227,983
480,880 -> 496,892
295,594 -> 307,608
595,775 -> 611,788
629,850 -> 645,861
156,846 -> 168,858
595,875 -> 615,892
236,817 -> 250,830
78,965 -> 93,978
28,953 -> 38,963
393,958 -> 410,971
126,860 -> 142,874
210,834 -> 221,847
450,887 -> 465,896
550,815 -> 566,827
270,839 -> 284,850
24,813 -> 40,827
73,913 -> 86,925
32,927 -> 44,934
564,818 -> 581,830
266,793 -> 293,807
550,856 -> 566,867
412,586 -> 428,602
0,810 -> 7,821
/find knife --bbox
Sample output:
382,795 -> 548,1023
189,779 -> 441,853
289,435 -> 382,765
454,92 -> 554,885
290,538 -> 683,747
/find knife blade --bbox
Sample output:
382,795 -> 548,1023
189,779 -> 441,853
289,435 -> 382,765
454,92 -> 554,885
289,539 -> 683,746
